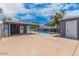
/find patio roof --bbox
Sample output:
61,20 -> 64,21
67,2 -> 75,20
4,20 -> 37,26
59,16 -> 79,21
40,25 -> 56,29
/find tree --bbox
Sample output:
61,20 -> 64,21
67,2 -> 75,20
3,16 -> 12,21
45,21 -> 55,27
19,19 -> 26,22
0,8 -> 3,13
51,9 -> 66,33
0,8 -> 12,21
50,4 -> 67,33
30,22 -> 40,31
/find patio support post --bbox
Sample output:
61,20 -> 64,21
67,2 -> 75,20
52,29 -> 54,33
26,25 -> 29,34
8,24 -> 10,36
49,28 -> 50,34
26,26 -> 27,34
29,26 -> 31,33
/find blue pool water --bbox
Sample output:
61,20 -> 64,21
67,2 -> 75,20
35,29 -> 57,34
38,29 -> 56,34
39,32 -> 50,34
36,31 -> 53,34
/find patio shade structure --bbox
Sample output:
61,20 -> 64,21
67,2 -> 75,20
40,25 -> 57,33
0,20 -> 37,37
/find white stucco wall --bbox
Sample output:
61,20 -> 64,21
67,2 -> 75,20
27,26 -> 31,34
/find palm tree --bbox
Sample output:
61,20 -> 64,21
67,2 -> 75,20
52,10 -> 66,32
3,16 -> 12,21
49,3 -> 67,33
49,4 -> 67,33
45,21 -> 55,27
0,7 -> 12,21
51,9 -> 66,33
0,8 -> 3,13
30,22 -> 40,31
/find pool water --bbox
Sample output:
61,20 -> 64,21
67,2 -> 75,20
32,29 -> 57,34
36,31 -> 55,34
37,29 -> 57,34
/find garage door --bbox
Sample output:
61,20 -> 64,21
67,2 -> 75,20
66,20 -> 77,39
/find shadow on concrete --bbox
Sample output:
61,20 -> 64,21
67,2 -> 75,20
2,33 -> 37,38
53,34 -> 79,41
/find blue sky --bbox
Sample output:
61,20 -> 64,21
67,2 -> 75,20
0,3 -> 79,24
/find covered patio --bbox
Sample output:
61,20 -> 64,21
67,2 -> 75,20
2,20 -> 36,37
39,25 -> 57,33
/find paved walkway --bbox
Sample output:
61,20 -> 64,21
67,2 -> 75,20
0,34 -> 79,56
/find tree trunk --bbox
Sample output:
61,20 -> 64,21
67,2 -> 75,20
56,24 -> 60,33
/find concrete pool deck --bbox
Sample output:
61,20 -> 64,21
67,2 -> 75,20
0,34 -> 79,56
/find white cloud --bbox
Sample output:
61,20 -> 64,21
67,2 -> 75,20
0,3 -> 60,20
0,3 -> 24,15
0,3 -> 28,21
32,4 -> 60,17
0,3 -> 78,21
64,10 -> 79,18
31,4 -> 66,17
39,3 -> 79,18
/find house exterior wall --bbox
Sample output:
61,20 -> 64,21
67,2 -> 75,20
4,23 -> 9,37
60,20 -> 66,37
3,24 -> 29,37
0,22 -> 9,37
60,19 -> 79,39
24,26 -> 27,34
0,21 -> 3,38
8,24 -> 10,36
77,19 -> 79,39
26,25 -> 31,34
0,21 -> 33,37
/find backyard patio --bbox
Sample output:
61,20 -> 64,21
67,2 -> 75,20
0,34 -> 79,56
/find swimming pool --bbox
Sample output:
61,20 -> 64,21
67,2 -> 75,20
39,32 -> 50,34
31,29 -> 56,34
36,31 -> 55,34
37,29 -> 56,34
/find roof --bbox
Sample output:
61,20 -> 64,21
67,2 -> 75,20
4,20 -> 36,26
0,21 -> 3,23
59,16 -> 79,21
40,26 -> 56,29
